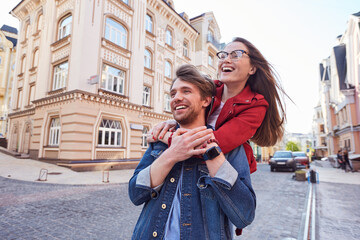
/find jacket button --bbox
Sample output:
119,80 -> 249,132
162,204 -> 167,209
170,178 -> 175,183
151,192 -> 157,198
153,231 -> 157,237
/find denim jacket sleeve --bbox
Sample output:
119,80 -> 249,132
128,142 -> 167,206
198,145 -> 256,229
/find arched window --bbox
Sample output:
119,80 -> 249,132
166,29 -> 173,46
145,14 -> 153,33
24,23 -> 30,41
207,29 -> 214,42
164,60 -> 172,78
33,49 -> 39,68
98,119 -> 122,146
49,118 -> 61,146
141,127 -> 148,148
183,41 -> 189,57
105,18 -> 127,48
144,49 -> 151,69
58,15 -> 72,40
164,93 -> 171,112
208,53 -> 214,67
142,86 -> 150,106
36,13 -> 43,32
101,64 -> 125,95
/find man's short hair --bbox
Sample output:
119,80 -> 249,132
171,64 -> 216,99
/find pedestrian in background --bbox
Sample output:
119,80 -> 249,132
342,148 -> 354,172
337,149 -> 345,170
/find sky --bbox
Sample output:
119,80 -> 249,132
0,0 -> 359,134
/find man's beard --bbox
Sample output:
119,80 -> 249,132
173,108 -> 198,126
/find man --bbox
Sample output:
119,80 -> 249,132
128,64 -> 255,239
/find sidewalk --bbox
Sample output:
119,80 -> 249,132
1,151 -> 359,185
0,151 -> 134,185
310,160 -> 360,185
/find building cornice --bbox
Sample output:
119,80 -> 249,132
8,107 -> 35,118
147,0 -> 198,40
11,0 -> 46,21
30,90 -> 171,121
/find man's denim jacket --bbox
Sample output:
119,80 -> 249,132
128,142 -> 256,240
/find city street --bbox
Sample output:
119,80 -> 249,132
1,163 -> 359,239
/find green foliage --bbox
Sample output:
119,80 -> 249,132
286,141 -> 300,152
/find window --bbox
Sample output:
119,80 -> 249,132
36,13 -> 43,32
53,62 -> 68,90
49,118 -> 61,146
24,23 -> 30,41
145,14 -> 153,33
105,18 -> 127,48
21,55 -> 26,74
98,119 -> 122,146
165,61 -> 172,78
28,85 -> 35,105
164,93 -> 171,112
58,15 -> 72,40
166,29 -> 172,46
33,49 -> 39,68
17,89 -> 23,109
101,64 -> 125,95
183,41 -> 189,57
141,127 -> 148,148
142,86 -> 150,106
121,0 -> 129,4
144,49 -> 151,69
208,54 -> 214,66
207,29 -> 214,42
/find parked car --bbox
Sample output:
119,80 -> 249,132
293,151 -> 309,169
269,151 -> 296,172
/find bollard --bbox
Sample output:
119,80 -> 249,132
102,170 -> 110,183
310,169 -> 317,183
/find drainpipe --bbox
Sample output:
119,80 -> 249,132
347,104 -> 355,153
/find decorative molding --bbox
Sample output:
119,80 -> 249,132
29,89 -> 171,121
8,107 -> 35,118
56,0 -> 75,19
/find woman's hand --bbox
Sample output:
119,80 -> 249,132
167,126 -> 213,162
148,120 -> 177,142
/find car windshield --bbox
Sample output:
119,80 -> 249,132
273,152 -> 292,158
293,152 -> 306,157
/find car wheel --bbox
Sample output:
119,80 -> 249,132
292,167 -> 297,172
271,166 -> 274,172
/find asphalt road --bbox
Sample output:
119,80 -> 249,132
2,164 -> 358,239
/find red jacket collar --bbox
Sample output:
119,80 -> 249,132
214,80 -> 259,104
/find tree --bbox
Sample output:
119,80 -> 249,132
286,141 -> 300,152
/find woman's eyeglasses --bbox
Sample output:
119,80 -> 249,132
216,50 -> 249,61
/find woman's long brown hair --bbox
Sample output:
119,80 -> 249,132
232,37 -> 287,146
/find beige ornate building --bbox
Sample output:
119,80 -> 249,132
313,11 -> 360,165
8,0 -> 222,162
0,25 -> 17,137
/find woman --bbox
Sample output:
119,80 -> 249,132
151,37 -> 286,173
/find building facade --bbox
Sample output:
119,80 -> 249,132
0,25 -> 17,137
314,12 -> 360,162
8,0 -> 222,161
